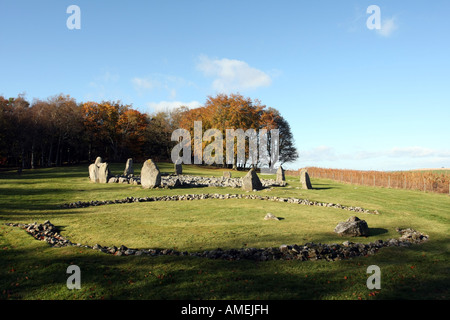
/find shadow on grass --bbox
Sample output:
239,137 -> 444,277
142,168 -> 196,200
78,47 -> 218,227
368,228 -> 389,237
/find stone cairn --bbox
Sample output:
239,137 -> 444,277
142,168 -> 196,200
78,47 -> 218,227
300,168 -> 313,190
5,220 -> 429,261
89,161 -> 287,190
106,158 -> 140,185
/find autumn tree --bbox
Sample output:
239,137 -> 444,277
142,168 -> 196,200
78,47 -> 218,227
82,100 -> 148,161
177,93 -> 298,169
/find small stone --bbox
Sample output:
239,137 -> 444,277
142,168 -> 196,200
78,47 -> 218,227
264,213 -> 279,221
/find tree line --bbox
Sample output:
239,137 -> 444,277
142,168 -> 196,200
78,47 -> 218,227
0,93 -> 298,170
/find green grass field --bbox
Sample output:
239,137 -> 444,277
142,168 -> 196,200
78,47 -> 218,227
0,163 -> 449,300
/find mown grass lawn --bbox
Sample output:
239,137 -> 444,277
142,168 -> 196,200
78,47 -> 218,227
0,163 -> 449,300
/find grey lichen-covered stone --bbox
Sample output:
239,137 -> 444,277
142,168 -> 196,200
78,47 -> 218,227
334,216 -> 369,237
300,168 -> 313,190
88,163 -> 99,183
175,162 -> 182,175
123,158 -> 134,177
242,168 -> 263,191
264,213 -> 279,221
89,157 -> 109,183
141,159 -> 161,189
276,166 -> 285,184
98,162 -> 111,184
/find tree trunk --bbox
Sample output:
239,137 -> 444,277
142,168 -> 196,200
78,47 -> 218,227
55,135 -> 61,166
48,140 -> 53,167
31,143 -> 35,169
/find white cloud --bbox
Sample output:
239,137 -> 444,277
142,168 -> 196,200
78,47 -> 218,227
132,77 -> 157,91
377,17 -> 398,37
197,55 -> 272,93
146,100 -> 201,113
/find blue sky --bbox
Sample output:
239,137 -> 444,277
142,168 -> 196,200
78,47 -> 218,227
1,0 -> 449,171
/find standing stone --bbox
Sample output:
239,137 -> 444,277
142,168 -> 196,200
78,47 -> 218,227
300,168 -> 313,190
242,168 -> 263,191
175,162 -> 182,175
89,157 -> 104,183
334,216 -> 369,237
223,171 -> 232,178
276,166 -> 285,185
98,162 -> 111,184
89,163 -> 99,183
123,158 -> 134,177
141,159 -> 161,189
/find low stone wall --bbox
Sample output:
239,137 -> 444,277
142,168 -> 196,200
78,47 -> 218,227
5,221 -> 429,262
108,174 -> 279,189
60,193 -> 379,215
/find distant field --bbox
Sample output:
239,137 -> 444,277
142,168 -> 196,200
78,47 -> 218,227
0,163 -> 449,300
409,168 -> 450,175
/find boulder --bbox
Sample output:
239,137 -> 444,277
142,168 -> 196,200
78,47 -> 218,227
264,213 -> 279,221
118,177 -> 129,184
334,216 -> 369,237
300,168 -> 312,190
242,168 -> 263,191
141,159 -> 161,189
108,177 -> 118,183
123,158 -> 134,177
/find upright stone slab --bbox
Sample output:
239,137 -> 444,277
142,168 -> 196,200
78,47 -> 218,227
276,166 -> 285,185
241,168 -> 263,191
89,163 -> 99,183
98,162 -> 111,184
223,171 -> 232,179
175,162 -> 182,175
89,156 -> 104,183
141,159 -> 161,189
123,158 -> 134,177
300,168 -> 312,190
